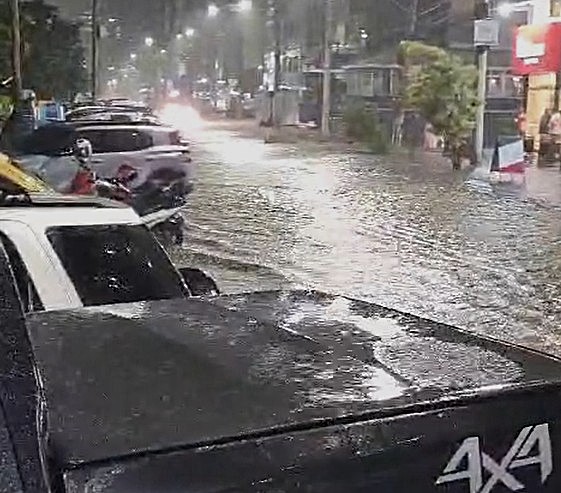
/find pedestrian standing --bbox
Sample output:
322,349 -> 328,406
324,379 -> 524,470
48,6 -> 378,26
539,108 -> 552,135
538,108 -> 553,163
515,107 -> 527,139
548,109 -> 561,162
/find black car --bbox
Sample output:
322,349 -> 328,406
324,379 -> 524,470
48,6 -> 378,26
2,244 -> 561,493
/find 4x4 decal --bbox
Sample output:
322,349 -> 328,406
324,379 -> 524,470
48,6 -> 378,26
436,424 -> 552,493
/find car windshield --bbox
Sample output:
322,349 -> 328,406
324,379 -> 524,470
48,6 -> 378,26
46,225 -> 187,306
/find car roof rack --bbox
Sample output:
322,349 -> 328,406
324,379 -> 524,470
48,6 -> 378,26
0,192 -> 128,209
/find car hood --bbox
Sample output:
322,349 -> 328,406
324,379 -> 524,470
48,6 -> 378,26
26,290 -> 561,468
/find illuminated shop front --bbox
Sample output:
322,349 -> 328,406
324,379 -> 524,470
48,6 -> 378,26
512,0 -> 561,137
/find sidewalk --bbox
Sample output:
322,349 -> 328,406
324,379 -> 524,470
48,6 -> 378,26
523,165 -> 561,207
480,147 -> 561,207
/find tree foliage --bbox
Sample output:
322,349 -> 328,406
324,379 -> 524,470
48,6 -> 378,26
0,0 -> 87,100
400,41 -> 479,168
343,104 -> 389,155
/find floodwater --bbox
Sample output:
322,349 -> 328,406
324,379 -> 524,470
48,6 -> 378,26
171,122 -> 561,356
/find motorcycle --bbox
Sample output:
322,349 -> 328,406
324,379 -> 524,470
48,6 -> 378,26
95,164 -> 188,246
17,126 -> 191,246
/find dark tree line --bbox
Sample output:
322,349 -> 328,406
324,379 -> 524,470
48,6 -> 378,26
0,0 -> 87,99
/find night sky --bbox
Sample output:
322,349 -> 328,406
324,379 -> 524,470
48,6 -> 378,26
47,0 -> 208,18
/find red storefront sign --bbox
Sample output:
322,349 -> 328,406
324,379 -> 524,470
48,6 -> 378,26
512,23 -> 561,75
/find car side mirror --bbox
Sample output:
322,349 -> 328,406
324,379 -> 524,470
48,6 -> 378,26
73,138 -> 93,163
179,267 -> 219,297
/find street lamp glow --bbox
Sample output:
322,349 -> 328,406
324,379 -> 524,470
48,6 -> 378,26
130,53 -> 137,61
238,0 -> 252,12
208,4 -> 219,17
176,33 -> 183,40
160,49 -> 167,54
185,27 -> 195,37
497,2 -> 514,17
145,36 -> 154,47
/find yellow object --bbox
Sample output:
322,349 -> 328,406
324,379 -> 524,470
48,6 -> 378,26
0,153 -> 53,193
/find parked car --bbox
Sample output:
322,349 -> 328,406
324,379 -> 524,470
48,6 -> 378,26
72,123 -> 192,188
0,196 -> 560,490
15,123 -> 192,245
0,192 -> 216,314
19,122 -> 192,193
66,103 -> 153,122
242,93 -> 258,118
65,105 -> 109,121
71,110 -> 161,125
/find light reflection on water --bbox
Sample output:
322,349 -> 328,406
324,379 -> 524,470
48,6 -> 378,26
171,127 -> 561,357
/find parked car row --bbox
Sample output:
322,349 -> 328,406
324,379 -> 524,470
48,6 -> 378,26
9,101 -> 194,245
0,190 -> 559,492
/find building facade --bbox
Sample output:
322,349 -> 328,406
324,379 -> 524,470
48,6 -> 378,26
512,0 -> 561,137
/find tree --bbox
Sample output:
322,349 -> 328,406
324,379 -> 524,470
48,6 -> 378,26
400,41 -> 478,169
0,0 -> 87,100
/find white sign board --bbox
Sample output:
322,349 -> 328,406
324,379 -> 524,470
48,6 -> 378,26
516,35 -> 546,59
474,19 -> 500,47
491,138 -> 525,174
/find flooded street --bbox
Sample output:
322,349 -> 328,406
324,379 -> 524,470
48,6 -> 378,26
172,122 -> 561,356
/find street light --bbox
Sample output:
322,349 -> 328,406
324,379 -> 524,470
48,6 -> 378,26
238,0 -> 252,12
497,2 -> 514,17
176,33 -> 183,40
208,3 -> 219,17
185,27 -> 195,37
496,1 -> 533,17
145,36 -> 154,47
130,53 -> 137,61
160,49 -> 167,54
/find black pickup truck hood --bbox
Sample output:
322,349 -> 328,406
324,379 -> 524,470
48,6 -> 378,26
26,291 -> 561,482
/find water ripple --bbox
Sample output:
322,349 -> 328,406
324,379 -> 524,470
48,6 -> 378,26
172,127 -> 561,357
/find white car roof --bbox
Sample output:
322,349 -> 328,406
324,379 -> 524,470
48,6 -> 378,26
67,106 -> 106,114
0,194 -> 141,228
76,124 -> 175,133
0,207 -> 141,229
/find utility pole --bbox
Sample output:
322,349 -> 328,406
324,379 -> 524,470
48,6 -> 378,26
475,45 -> 488,164
266,0 -> 281,126
473,0 -> 496,165
321,0 -> 334,137
273,0 -> 281,126
409,0 -> 419,36
91,0 -> 99,100
10,0 -> 22,97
